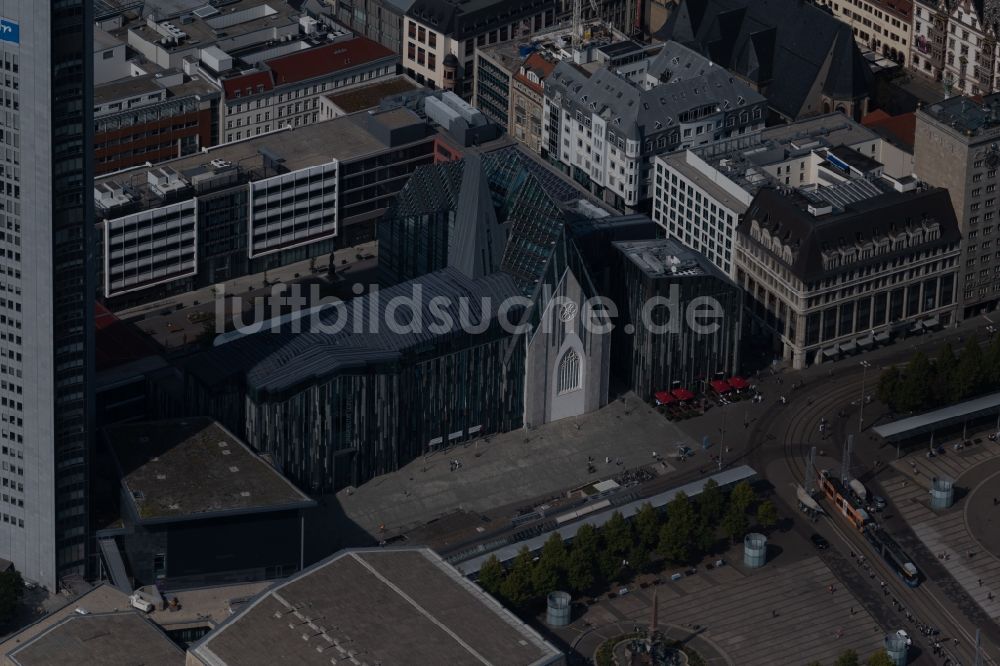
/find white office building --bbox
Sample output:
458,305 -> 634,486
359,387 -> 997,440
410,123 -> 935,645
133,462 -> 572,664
543,42 -> 766,211
653,114 -> 912,278
0,3 -> 95,589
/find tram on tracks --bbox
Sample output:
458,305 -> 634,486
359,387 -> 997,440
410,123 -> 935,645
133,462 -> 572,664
817,469 -> 870,529
816,469 -> 921,587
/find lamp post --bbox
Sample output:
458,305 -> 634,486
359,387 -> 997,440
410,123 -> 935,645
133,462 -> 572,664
859,360 -> 872,433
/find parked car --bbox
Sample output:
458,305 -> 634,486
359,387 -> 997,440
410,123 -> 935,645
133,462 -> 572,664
896,629 -> 912,646
874,496 -> 887,511
810,533 -> 830,550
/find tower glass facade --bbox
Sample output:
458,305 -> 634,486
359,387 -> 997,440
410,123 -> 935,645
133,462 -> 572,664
0,1 -> 94,589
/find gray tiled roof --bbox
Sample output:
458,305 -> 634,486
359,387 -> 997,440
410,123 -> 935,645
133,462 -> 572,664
546,47 -> 764,142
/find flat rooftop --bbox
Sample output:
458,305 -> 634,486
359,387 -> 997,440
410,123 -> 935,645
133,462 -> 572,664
615,238 -> 714,278
873,390 -> 1000,441
189,548 -> 563,666
335,394 -> 692,543
94,72 -> 219,108
921,93 -> 1000,138
96,111 -> 424,215
5,612 -> 183,666
660,150 -> 750,214
828,144 -> 883,173
104,417 -> 313,522
324,76 -> 421,113
692,113 -> 881,194
94,75 -> 163,106
125,0 -> 301,53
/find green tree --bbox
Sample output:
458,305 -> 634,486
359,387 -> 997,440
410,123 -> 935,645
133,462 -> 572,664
659,491 -> 697,563
477,555 -> 504,597
986,334 -> 1000,386
568,524 -> 600,592
499,548 -> 536,608
897,351 -> 933,411
602,511 -> 633,560
599,512 -> 633,581
721,504 -> 749,543
954,336 -> 985,400
698,478 -> 725,526
0,568 -> 22,625
877,365 -> 902,409
755,499 -> 779,531
729,480 -> 756,515
573,524 -> 600,560
628,542 -> 651,573
834,649 -> 860,666
934,342 -> 959,403
566,546 -> 595,594
532,533 -> 567,596
694,512 -> 715,552
634,503 -> 660,551
866,650 -> 894,666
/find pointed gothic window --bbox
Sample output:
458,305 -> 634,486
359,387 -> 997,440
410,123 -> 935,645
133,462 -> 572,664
557,349 -> 581,394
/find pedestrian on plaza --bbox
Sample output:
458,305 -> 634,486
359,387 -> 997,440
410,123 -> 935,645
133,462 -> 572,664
850,607 -> 855,615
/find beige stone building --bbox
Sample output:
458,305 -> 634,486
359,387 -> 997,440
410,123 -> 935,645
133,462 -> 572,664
736,182 -> 961,368
510,53 -> 557,154
403,0 -> 557,98
815,0 -> 914,64
910,0 -> 1000,95
914,93 -> 1000,317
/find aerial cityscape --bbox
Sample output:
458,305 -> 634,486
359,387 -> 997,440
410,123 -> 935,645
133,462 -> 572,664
1,0 -> 1000,664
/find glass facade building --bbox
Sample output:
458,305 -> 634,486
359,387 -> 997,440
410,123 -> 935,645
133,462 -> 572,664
612,239 -> 743,400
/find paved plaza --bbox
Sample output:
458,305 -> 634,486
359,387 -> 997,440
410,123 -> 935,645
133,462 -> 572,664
335,395 -> 693,540
552,556 -> 885,666
883,441 -> 1000,624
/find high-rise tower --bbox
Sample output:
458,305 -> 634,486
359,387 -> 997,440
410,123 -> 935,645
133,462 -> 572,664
0,2 -> 94,589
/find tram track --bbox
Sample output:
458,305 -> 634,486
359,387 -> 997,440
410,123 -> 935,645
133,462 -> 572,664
760,376 -> 996,665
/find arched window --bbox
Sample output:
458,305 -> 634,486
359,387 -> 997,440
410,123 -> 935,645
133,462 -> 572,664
557,349 -> 581,394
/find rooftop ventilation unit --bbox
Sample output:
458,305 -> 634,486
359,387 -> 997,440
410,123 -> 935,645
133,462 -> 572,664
148,166 -> 188,197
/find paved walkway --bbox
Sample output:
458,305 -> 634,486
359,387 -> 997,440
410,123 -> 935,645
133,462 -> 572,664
883,443 -> 1000,624
553,557 -> 884,666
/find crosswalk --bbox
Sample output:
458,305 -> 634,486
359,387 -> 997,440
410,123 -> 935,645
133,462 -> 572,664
884,447 -> 1000,622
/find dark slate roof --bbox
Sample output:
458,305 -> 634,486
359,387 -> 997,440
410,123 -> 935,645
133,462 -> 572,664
658,0 -> 871,119
183,268 -> 521,394
738,185 -> 960,282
